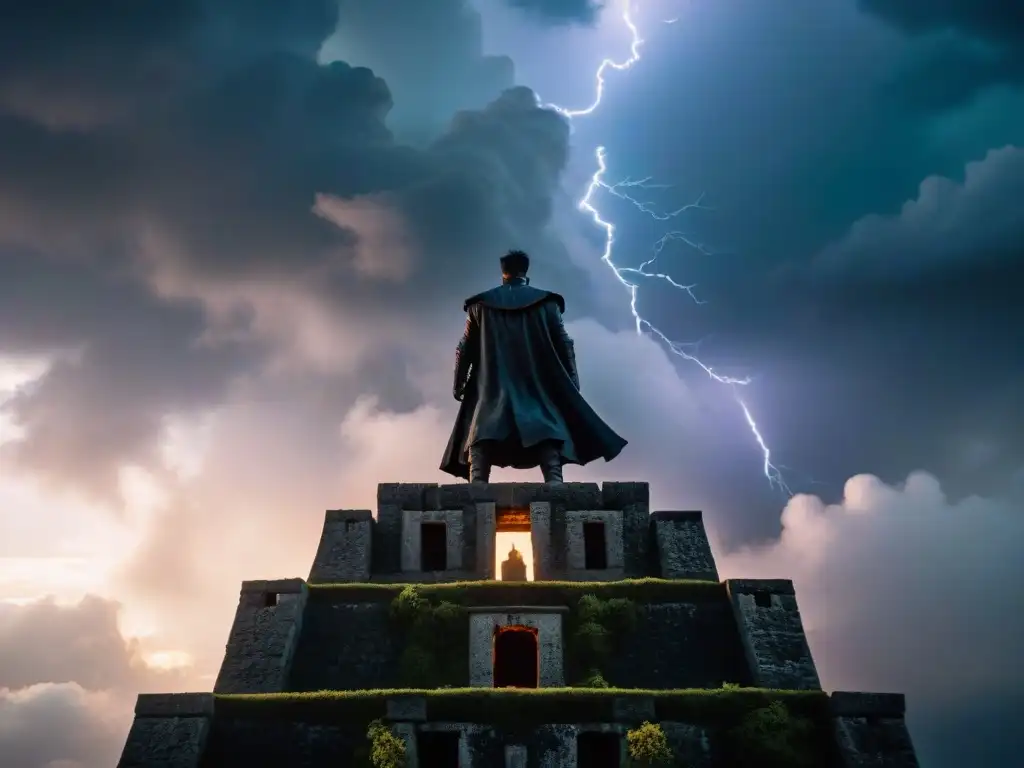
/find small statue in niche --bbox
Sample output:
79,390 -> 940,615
500,543 -> 527,582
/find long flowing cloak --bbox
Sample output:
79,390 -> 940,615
439,284 -> 627,479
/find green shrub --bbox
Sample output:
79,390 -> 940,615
389,587 -> 467,687
570,595 -> 636,684
728,701 -> 814,768
366,719 -> 406,768
626,721 -> 673,766
577,669 -> 610,689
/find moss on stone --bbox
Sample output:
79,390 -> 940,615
569,594 -> 638,685
215,687 -> 829,728
307,578 -> 724,606
389,586 -> 468,687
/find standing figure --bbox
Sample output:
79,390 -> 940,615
440,250 -> 627,483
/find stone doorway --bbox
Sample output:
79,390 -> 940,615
577,732 -> 621,768
495,507 -> 533,581
493,626 -> 539,688
416,731 -> 459,768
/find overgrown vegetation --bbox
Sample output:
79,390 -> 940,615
725,701 -> 816,767
389,586 -> 468,687
215,687 -> 828,729
353,719 -> 406,768
626,721 -> 674,766
569,594 -> 637,686
307,578 -> 724,605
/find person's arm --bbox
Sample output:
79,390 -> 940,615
453,305 -> 480,401
547,301 -> 580,390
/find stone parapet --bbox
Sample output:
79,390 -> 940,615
651,511 -> 718,580
308,509 -> 373,583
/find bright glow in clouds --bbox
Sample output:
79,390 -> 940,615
545,0 -> 790,493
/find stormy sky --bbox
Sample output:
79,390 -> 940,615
0,0 -> 1022,766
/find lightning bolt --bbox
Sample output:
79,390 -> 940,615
545,0 -> 790,494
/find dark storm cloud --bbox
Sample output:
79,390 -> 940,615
325,0 -> 516,139
860,0 -> 1024,104
0,0 -> 582,499
588,0 -> 1024,531
859,0 -> 1024,44
501,0 -> 604,25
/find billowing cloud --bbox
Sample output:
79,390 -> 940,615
0,596 -> 195,768
0,683 -> 133,768
0,0 -> 579,504
322,0 -> 516,138
815,145 -> 1024,279
0,0 -> 1021,765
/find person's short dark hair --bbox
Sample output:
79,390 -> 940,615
500,249 -> 530,276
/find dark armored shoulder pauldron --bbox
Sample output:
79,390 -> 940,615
464,284 -> 566,313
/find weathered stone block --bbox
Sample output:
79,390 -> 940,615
476,501 -> 497,579
832,692 -> 919,767
612,695 -> 656,723
308,509 -> 373,583
118,694 -> 214,767
725,579 -> 820,690
652,511 -> 719,581
134,693 -> 215,718
213,579 -> 308,694
530,501 -> 552,581
386,695 -> 427,722
831,692 -> 906,718
431,482 -> 604,512
378,482 -> 438,509
601,481 -> 649,508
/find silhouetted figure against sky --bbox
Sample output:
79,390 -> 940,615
501,544 -> 528,582
440,249 -> 627,483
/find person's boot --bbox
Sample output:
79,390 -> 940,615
538,443 -> 564,483
468,444 -> 491,484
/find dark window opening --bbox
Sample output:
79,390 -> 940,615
416,731 -> 459,768
421,522 -> 448,571
577,732 -> 620,768
753,592 -> 773,608
344,519 -> 356,531
583,522 -> 607,570
493,627 -> 538,688
263,592 -> 278,608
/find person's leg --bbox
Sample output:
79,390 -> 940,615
537,441 -> 564,483
468,441 -> 492,483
